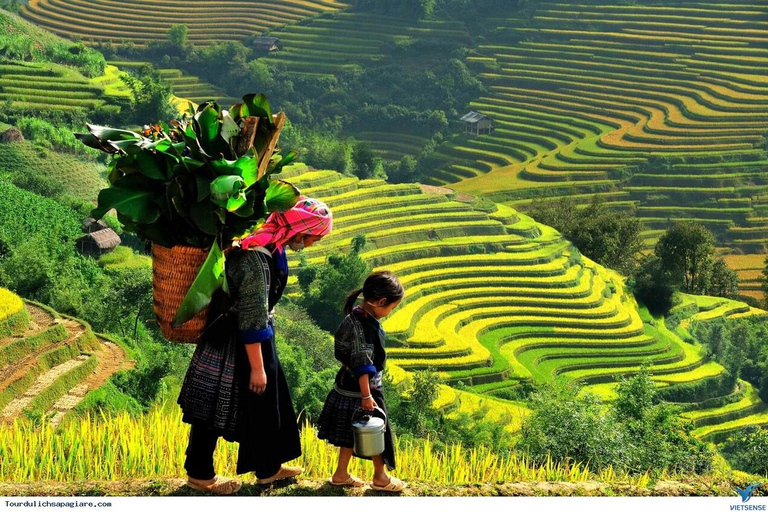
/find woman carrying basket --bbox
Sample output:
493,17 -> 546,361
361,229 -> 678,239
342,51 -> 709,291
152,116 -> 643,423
177,196 -> 332,494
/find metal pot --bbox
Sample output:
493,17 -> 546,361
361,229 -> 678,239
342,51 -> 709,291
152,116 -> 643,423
351,405 -> 387,457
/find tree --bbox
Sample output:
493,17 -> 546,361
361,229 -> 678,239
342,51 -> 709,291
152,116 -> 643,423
708,258 -> 738,297
722,426 -> 768,476
517,380 -> 624,469
527,195 -> 641,275
298,238 -> 372,331
655,222 -> 715,293
167,24 -> 189,52
121,65 -> 176,125
352,141 -> 384,180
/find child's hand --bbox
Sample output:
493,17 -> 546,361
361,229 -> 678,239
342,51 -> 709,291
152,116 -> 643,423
250,368 -> 267,394
361,396 -> 376,411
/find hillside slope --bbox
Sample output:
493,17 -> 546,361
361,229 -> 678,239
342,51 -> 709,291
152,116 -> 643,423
0,289 -> 134,428
442,0 -> 768,255
281,163 -> 768,441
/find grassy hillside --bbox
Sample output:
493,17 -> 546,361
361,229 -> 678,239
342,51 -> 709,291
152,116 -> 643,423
281,163 -> 768,442
20,0 -> 347,47
0,289 -> 133,428
0,138 -> 106,202
0,10 -> 130,119
438,0 -> 768,255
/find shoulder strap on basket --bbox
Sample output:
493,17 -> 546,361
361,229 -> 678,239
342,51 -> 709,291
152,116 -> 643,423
249,246 -> 274,258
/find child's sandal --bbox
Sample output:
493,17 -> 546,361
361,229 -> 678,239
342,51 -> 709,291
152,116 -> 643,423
370,476 -> 406,492
328,474 -> 365,487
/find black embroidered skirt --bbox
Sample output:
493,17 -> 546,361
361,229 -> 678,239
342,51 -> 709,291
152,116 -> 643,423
316,387 -> 396,470
177,318 -> 302,474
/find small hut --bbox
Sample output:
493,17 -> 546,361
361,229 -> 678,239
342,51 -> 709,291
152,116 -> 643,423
460,111 -> 493,136
76,228 -> 121,257
82,217 -> 109,233
0,128 -> 24,143
253,36 -> 280,52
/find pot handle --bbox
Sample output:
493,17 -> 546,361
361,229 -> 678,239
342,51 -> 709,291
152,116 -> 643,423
351,405 -> 387,423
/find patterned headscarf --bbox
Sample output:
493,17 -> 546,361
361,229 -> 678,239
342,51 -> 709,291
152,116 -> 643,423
238,196 -> 333,251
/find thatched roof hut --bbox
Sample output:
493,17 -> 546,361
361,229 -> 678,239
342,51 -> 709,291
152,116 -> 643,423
82,217 -> 110,233
76,229 -> 121,257
0,128 -> 24,143
253,36 -> 280,52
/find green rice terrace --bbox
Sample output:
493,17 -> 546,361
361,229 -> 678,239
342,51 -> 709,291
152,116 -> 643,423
107,61 -> 239,108
435,0 -> 768,254
0,139 -> 107,202
0,288 -> 133,429
19,0 -> 347,47
261,12 -> 472,78
281,163 -> 768,443
0,61 -> 129,118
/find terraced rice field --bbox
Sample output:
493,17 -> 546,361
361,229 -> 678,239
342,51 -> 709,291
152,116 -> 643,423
261,12 -> 471,77
719,253 -> 767,301
20,0 -> 346,47
0,290 -> 133,428
0,61 -> 127,118
0,140 -> 107,202
108,61 -> 239,107
443,0 -> 768,255
281,163 -> 768,439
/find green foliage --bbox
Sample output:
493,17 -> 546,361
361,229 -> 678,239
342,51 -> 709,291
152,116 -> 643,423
272,303 -> 337,421
120,65 -> 177,125
297,239 -> 372,331
689,316 -> 768,403
709,258 -> 739,298
383,369 -> 513,452
762,255 -> 768,311
0,10 -> 105,76
15,118 -> 101,159
79,93 -> 299,325
527,195 -> 642,275
0,140 -> 106,202
518,380 -> 623,469
655,222 -> 715,294
721,426 -> 768,476
628,253 -> 678,315
0,179 -> 82,260
518,371 -> 713,475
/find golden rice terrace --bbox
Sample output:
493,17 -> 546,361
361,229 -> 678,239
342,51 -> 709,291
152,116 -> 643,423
432,0 -> 768,254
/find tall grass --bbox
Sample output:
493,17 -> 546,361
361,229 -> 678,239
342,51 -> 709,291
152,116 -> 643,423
0,406 -> 650,486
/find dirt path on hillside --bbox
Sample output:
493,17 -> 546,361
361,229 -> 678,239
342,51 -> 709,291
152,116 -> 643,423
1,355 -> 90,420
49,336 -> 134,428
0,476 -> 762,497
0,304 -> 56,349
0,319 -> 85,409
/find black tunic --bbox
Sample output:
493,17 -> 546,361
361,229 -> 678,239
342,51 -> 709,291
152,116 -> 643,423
177,246 -> 301,475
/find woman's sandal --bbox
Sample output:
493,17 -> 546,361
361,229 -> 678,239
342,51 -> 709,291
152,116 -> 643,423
328,474 -> 365,487
370,476 -> 406,492
256,464 -> 304,485
186,475 -> 242,495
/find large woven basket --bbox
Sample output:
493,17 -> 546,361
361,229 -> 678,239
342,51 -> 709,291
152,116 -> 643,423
152,243 -> 210,343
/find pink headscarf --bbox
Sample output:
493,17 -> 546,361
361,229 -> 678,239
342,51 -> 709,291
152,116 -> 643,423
238,196 -> 332,251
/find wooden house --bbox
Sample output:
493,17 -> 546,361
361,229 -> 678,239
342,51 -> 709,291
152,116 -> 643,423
460,111 -> 493,136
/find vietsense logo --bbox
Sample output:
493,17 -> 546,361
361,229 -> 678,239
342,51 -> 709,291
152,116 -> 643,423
737,484 -> 762,503
731,484 -> 765,511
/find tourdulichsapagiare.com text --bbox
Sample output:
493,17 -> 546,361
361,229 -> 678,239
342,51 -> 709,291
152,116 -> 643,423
5,501 -> 112,508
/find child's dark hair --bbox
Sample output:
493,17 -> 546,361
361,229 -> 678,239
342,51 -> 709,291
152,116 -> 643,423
344,270 -> 405,316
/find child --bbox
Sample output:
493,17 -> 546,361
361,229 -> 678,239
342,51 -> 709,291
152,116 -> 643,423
316,270 -> 406,492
